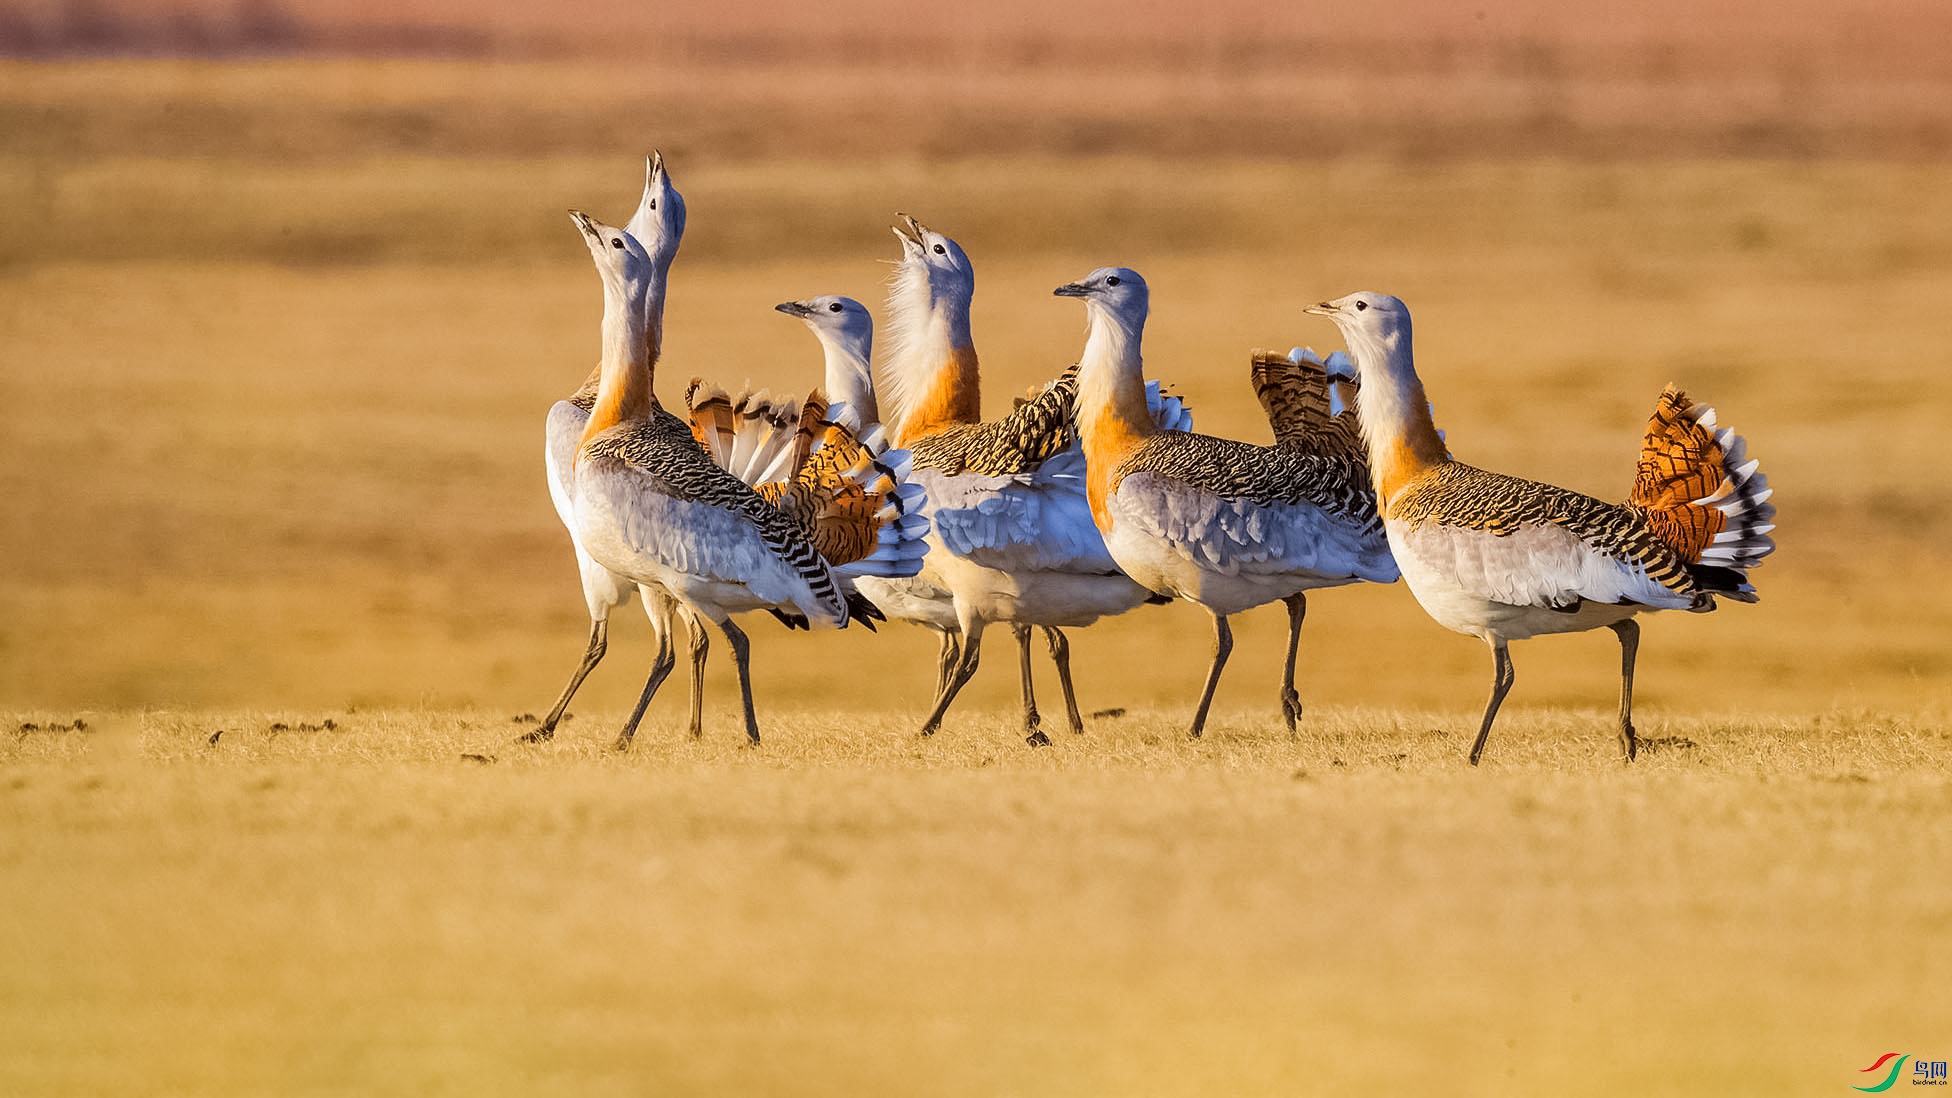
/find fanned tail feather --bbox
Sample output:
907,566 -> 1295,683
1631,385 -> 1777,601
684,380 -> 806,487
1145,378 -> 1194,433
741,418 -> 933,579
685,376 -> 931,580
1255,348 -> 1364,461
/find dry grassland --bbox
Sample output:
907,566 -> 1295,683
3,708 -> 1950,1095
2,55 -> 1951,1094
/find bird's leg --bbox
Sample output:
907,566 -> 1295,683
613,623 -> 677,752
1468,641 -> 1516,766
1187,612 -> 1234,739
1043,627 -> 1085,736
1280,593 -> 1307,734
526,617 -> 607,743
920,621 -> 984,736
686,614 -> 710,740
1608,619 -> 1641,762
934,631 -> 962,699
1014,624 -> 1046,743
716,617 -> 760,745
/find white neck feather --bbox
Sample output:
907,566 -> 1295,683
1073,298 -> 1156,442
641,253 -> 675,360
819,329 -> 878,428
879,258 -> 973,437
1077,302 -> 1139,408
1341,312 -> 1447,498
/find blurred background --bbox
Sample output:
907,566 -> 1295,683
3,0 -> 1949,723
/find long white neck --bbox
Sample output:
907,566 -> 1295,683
1343,317 -> 1447,505
881,264 -> 978,443
642,251 -> 676,362
572,251 -> 674,406
1072,298 -> 1157,531
819,330 -> 878,428
582,275 -> 654,444
1074,302 -> 1154,442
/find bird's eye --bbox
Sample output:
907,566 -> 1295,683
1106,275 -> 1121,287
611,238 -> 624,249
828,302 -> 843,312
932,243 -> 946,255
648,199 -> 657,210
1354,300 -> 1368,311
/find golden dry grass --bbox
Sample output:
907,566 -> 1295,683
3,55 -> 1951,1094
4,707 -> 1950,1094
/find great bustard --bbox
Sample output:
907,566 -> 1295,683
881,218 -> 1184,744
1056,268 -> 1399,738
533,152 -> 692,748
567,210 -> 857,745
684,300 -> 929,596
771,295 -> 960,680
1308,291 -> 1777,764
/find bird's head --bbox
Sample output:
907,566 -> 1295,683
1053,266 -> 1149,329
891,213 -> 974,306
624,150 -> 687,272
1303,292 -> 1412,369
775,295 -> 873,357
570,209 -> 652,303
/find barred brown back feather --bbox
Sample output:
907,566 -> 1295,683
1112,431 -> 1382,532
568,365 -> 603,412
788,393 -> 830,474
907,368 -> 1078,475
1393,462 -> 1706,598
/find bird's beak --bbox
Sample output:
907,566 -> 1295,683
892,213 -> 927,253
1052,281 -> 1091,298
1302,301 -> 1338,317
650,150 -> 665,180
569,209 -> 598,238
774,301 -> 815,318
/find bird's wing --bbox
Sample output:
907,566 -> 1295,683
1105,432 -> 1396,581
545,397 -> 591,530
1391,462 -> 1699,610
916,464 -> 1120,575
577,418 -> 847,624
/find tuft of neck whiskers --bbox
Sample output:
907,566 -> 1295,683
882,261 -> 979,444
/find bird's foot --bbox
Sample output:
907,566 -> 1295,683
1619,722 -> 1638,763
1025,729 -> 1052,747
1280,690 -> 1302,734
516,726 -> 556,745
